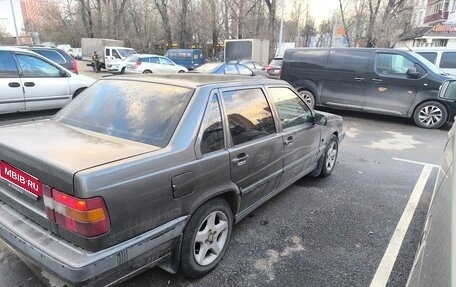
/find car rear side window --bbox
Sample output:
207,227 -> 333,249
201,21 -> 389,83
287,50 -> 329,69
0,51 -> 19,77
222,88 -> 275,146
200,95 -> 224,154
327,50 -> 370,72
34,50 -> 66,64
441,52 -> 456,69
150,57 -> 160,64
268,87 -> 313,129
54,80 -> 193,147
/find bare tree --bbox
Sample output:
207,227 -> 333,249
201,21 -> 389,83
264,0 -> 277,59
154,0 -> 173,49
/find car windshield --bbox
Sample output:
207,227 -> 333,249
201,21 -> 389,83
410,51 -> 447,75
118,48 -> 137,58
126,54 -> 140,62
195,62 -> 223,73
53,80 -> 194,147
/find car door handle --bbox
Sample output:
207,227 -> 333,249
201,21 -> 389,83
354,77 -> 365,81
8,82 -> 20,88
232,153 -> 249,166
24,82 -> 35,87
372,78 -> 383,83
284,136 -> 294,145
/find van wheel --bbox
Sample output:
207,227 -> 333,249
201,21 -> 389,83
143,70 -> 152,74
413,101 -> 447,129
299,90 -> 315,109
180,198 -> 233,278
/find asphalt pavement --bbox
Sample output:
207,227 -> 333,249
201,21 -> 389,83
0,63 -> 450,287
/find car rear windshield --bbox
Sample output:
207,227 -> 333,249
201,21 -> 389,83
269,59 -> 283,66
53,80 -> 194,147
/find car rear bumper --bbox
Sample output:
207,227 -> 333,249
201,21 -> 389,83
0,200 -> 187,286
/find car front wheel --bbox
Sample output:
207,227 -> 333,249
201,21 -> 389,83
180,198 -> 233,278
413,101 -> 447,129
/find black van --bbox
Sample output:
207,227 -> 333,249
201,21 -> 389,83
281,48 -> 456,129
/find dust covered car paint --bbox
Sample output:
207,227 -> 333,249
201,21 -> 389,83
0,74 -> 344,286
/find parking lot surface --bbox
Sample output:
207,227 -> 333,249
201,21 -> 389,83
0,63 -> 449,287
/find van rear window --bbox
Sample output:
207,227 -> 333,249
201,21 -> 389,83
416,52 -> 437,64
286,50 -> 329,69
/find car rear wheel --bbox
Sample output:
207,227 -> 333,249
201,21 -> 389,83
299,90 -> 315,109
143,70 -> 152,74
413,101 -> 447,129
180,198 -> 233,278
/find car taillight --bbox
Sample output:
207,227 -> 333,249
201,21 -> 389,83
135,61 -> 141,68
43,185 -> 110,237
71,58 -> 78,74
266,66 -> 272,72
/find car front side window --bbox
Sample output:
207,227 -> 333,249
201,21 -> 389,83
200,95 -> 224,154
376,53 -> 415,77
16,54 -> 61,77
222,88 -> 276,146
269,87 -> 313,129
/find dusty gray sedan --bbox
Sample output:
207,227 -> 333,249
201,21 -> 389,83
0,74 -> 344,286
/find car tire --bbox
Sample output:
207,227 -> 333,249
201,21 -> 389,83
143,70 -> 152,74
299,90 -> 315,109
180,198 -> 233,278
318,134 -> 339,177
178,70 -> 185,73
121,67 -> 125,74
413,101 -> 448,129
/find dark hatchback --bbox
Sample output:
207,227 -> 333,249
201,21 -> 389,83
21,46 -> 78,74
0,74 -> 343,286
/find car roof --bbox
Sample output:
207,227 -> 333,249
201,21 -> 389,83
0,46 -> 36,53
104,74 -> 286,89
137,54 -> 161,57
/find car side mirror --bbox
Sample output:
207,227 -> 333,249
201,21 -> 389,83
59,69 -> 68,77
314,113 -> 327,126
407,67 -> 420,78
439,80 -> 456,100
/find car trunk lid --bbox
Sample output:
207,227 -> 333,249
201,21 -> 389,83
0,120 -> 157,233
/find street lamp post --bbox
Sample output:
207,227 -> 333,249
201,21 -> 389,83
9,0 -> 20,45
277,0 -> 285,57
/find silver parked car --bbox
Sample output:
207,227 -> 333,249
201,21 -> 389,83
0,47 -> 95,114
125,54 -> 188,74
0,74 -> 344,286
406,79 -> 456,286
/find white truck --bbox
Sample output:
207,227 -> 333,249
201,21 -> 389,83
224,39 -> 270,65
81,38 -> 137,74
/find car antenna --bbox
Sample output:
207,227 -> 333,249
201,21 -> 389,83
405,45 -> 413,52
